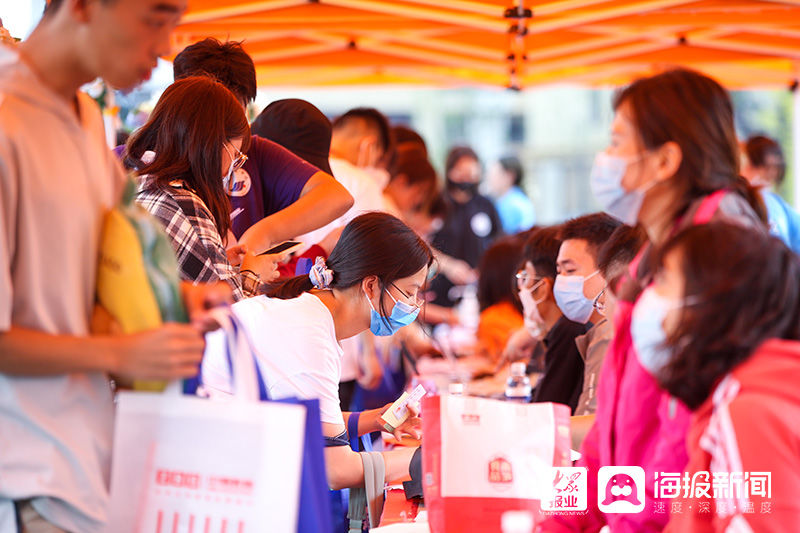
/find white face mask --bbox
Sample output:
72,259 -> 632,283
589,152 -> 656,226
222,143 -> 247,193
631,286 -> 681,376
518,279 -> 547,339
222,158 -> 237,193
553,270 -> 600,324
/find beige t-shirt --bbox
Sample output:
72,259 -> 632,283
0,47 -> 124,533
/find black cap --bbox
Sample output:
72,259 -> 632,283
251,98 -> 332,175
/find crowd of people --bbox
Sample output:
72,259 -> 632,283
1,1 -> 799,532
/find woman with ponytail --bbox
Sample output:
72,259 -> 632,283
202,212 -> 434,489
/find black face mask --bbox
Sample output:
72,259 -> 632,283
446,178 -> 478,196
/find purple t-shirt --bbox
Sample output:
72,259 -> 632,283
114,135 -> 319,239
228,135 -> 319,238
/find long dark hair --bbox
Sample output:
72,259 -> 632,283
126,76 -> 250,238
268,212 -> 434,317
614,68 -> 766,224
656,222 -> 800,409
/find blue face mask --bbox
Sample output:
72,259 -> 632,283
589,152 -> 654,226
553,271 -> 600,324
366,287 -> 420,336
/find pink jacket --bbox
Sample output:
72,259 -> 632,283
666,339 -> 800,533
539,191 -> 756,533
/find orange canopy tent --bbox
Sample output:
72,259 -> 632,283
172,0 -> 800,89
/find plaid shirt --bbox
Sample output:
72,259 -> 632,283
136,179 -> 258,301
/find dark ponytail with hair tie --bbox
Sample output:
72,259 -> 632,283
267,213 -> 434,315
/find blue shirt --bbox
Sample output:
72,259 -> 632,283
762,189 -> 800,254
494,186 -> 536,234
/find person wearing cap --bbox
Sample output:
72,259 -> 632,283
250,98 -> 345,275
169,38 -> 353,255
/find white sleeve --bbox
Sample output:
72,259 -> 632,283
200,329 -> 234,398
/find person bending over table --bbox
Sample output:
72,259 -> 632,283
129,76 -> 278,300
202,212 -> 433,488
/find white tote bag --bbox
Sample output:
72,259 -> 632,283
106,310 -> 306,533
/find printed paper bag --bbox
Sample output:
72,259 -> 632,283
106,392 -> 306,533
422,395 -> 571,532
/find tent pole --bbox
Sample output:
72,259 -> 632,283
794,85 -> 800,209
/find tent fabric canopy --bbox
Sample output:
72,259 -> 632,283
173,1 -> 800,88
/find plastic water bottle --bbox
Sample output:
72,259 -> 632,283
505,362 -> 532,403
457,283 -> 480,330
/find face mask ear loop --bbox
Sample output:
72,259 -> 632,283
528,279 -> 546,303
223,143 -> 237,193
370,282 -> 393,328
363,287 -> 377,312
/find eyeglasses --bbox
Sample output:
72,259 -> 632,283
515,270 -> 542,289
225,143 -> 248,171
390,282 -> 424,309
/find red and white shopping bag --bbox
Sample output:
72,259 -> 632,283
107,311 -> 307,533
422,395 -> 572,532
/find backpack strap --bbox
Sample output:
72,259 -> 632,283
692,189 -> 728,225
347,452 -> 386,532
363,452 -> 386,528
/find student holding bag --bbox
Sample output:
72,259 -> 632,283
202,212 -> 433,489
644,222 -> 800,531
540,68 -> 767,532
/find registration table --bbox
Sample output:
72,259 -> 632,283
373,356 -> 541,532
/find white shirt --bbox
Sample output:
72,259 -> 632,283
202,292 -> 345,424
296,157 -> 386,253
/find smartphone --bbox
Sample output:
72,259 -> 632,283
258,240 -> 303,256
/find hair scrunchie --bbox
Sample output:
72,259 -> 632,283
309,256 -> 334,289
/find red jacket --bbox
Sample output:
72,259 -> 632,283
666,339 -> 800,533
